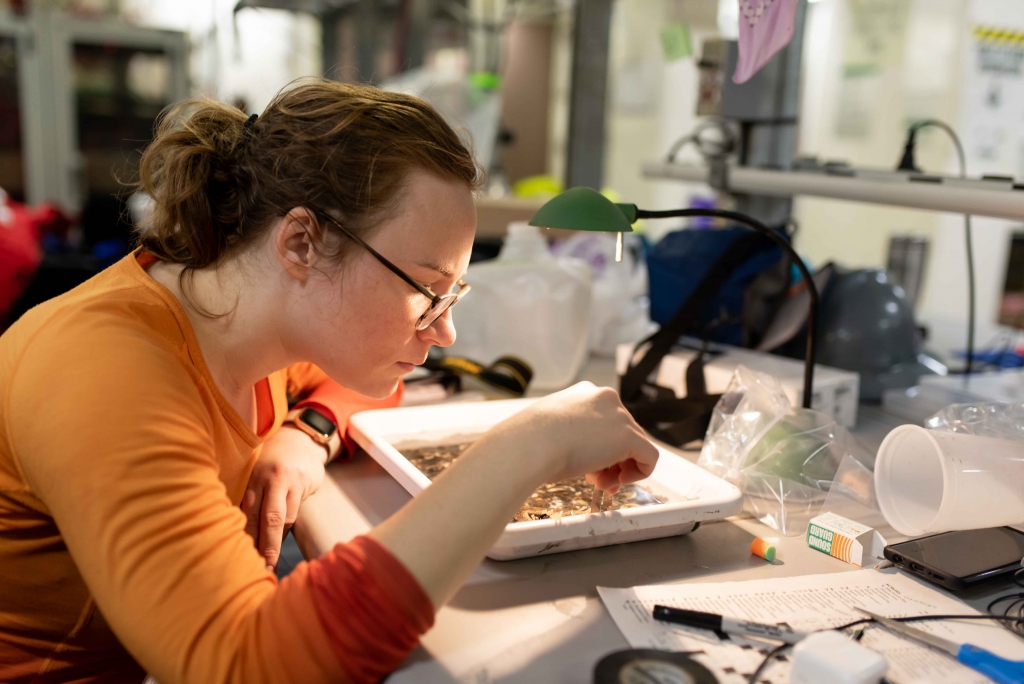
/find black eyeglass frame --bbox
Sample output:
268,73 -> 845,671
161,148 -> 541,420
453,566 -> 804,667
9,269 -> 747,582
317,212 -> 470,331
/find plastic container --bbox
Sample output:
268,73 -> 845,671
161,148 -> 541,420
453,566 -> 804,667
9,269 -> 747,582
790,630 -> 888,684
875,424 -> 1024,536
550,231 -> 655,357
349,398 -> 744,559
449,222 -> 592,390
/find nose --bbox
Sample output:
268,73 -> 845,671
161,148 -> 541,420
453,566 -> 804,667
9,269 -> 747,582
418,308 -> 456,347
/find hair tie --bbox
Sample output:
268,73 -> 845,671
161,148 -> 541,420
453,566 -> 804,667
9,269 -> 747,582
243,113 -> 258,136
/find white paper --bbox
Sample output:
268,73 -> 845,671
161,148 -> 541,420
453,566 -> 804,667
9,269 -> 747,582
598,570 -> 1024,684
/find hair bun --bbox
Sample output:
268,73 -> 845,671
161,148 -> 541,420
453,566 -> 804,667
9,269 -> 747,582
135,79 -> 480,273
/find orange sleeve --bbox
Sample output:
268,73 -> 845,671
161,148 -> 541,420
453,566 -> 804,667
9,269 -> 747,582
308,536 -> 434,681
285,363 -> 403,461
7,317 -> 429,684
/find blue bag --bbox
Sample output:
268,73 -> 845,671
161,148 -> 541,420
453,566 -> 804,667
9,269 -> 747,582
647,227 -> 789,347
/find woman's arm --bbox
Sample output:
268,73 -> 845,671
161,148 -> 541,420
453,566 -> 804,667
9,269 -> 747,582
244,365 -> 403,571
370,382 -> 658,607
8,325 -> 420,684
11,320 -> 653,682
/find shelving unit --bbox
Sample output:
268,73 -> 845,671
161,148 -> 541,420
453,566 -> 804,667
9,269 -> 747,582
641,161 -> 1024,222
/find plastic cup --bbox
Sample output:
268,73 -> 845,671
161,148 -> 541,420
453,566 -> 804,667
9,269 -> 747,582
875,424 -> 1024,536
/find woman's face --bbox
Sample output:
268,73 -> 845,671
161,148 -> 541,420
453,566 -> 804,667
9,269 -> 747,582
288,169 -> 477,398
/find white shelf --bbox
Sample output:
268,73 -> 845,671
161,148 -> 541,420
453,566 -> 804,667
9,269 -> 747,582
641,162 -> 1024,221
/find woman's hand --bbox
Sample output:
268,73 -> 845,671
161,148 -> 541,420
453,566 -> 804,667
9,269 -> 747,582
369,381 -> 658,607
242,425 -> 327,572
490,382 -> 659,493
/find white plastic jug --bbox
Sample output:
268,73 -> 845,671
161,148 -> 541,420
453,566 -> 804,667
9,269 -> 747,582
449,222 -> 593,390
875,424 -> 1024,536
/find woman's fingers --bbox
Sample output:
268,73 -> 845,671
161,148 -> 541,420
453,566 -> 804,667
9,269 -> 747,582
621,434 -> 659,482
588,466 -> 623,492
585,430 -> 660,493
242,487 -> 263,544
259,484 -> 289,572
283,488 -> 302,541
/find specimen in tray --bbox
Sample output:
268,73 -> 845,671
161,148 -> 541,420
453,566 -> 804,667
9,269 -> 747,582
400,442 -> 664,522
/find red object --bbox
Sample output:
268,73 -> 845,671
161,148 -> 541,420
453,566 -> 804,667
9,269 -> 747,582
0,194 -> 72,324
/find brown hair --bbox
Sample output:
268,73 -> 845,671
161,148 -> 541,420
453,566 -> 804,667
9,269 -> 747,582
136,78 -> 481,270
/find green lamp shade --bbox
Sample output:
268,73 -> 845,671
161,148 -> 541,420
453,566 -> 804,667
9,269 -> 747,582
529,187 -> 637,233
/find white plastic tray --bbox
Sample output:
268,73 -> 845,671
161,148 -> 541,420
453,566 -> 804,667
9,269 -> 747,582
349,398 -> 744,560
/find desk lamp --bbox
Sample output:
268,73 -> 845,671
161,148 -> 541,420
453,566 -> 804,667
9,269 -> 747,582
529,186 -> 818,409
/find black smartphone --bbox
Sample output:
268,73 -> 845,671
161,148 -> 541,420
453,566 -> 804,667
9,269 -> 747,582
884,527 -> 1024,591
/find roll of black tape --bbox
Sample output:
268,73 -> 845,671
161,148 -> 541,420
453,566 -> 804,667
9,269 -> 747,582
593,649 -> 719,684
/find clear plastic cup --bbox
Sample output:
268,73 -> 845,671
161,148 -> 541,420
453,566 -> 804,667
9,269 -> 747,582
875,424 -> 1024,536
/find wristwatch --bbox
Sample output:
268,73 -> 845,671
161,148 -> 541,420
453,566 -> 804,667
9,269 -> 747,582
284,406 -> 342,462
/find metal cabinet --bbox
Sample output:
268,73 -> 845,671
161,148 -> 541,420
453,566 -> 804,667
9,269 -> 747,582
0,9 -> 187,211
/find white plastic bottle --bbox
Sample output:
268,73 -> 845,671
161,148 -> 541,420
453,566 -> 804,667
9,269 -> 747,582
449,222 -> 593,390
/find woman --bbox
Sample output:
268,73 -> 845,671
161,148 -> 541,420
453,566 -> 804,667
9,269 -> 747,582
0,79 -> 657,684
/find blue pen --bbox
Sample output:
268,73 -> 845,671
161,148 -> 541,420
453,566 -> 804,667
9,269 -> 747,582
856,607 -> 1024,684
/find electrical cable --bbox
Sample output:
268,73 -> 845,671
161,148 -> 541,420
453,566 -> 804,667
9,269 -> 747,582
746,613 -> 1024,683
665,118 -> 737,164
747,642 -> 789,683
897,119 -> 975,376
986,567 -> 1024,639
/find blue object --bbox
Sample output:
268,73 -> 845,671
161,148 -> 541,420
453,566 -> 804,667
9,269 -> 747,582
92,238 -> 128,268
954,347 -> 1024,369
858,607 -> 1024,684
646,227 -> 784,345
958,644 -> 1024,684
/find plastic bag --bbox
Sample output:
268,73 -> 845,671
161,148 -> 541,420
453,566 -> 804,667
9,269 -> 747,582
550,232 -> 655,357
449,223 -> 592,390
697,366 -> 868,535
925,401 -> 1024,443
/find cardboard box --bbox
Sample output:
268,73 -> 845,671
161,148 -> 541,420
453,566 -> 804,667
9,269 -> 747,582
806,512 -> 886,567
615,342 -> 860,427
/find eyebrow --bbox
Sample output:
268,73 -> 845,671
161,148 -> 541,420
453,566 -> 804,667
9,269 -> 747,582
417,261 -> 456,278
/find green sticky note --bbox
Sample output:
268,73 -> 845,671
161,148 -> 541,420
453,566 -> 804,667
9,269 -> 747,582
469,71 -> 502,91
660,23 -> 692,61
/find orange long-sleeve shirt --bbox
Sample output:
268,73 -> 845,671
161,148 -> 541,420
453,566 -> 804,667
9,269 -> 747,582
0,252 -> 431,683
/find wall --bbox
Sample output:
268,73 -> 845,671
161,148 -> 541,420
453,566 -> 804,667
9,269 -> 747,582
793,0 -> 1024,360
918,0 -> 1024,357
605,0 -> 721,221
123,0 -> 321,113
792,0 -> 963,269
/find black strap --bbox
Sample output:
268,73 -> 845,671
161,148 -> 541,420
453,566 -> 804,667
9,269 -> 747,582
620,231 -> 774,401
625,361 -> 725,444
424,355 -> 533,396
619,230 -> 781,446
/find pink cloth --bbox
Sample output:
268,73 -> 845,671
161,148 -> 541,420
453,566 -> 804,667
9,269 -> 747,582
733,0 -> 800,84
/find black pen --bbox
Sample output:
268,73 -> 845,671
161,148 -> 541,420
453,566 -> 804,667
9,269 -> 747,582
653,605 -> 807,645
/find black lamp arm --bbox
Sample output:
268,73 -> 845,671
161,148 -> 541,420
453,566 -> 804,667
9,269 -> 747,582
633,207 -> 818,410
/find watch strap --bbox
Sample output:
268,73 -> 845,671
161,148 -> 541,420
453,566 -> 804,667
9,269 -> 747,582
285,406 -> 343,463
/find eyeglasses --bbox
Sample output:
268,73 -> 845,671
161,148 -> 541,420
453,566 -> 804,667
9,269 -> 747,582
319,214 -> 470,331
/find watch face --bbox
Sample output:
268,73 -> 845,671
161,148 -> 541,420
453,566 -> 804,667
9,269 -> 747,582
300,408 -> 336,437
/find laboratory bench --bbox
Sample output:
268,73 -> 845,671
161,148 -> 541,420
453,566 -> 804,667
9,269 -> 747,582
291,356 -> 1017,683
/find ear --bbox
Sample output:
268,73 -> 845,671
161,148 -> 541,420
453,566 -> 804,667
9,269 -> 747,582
273,207 -> 321,283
